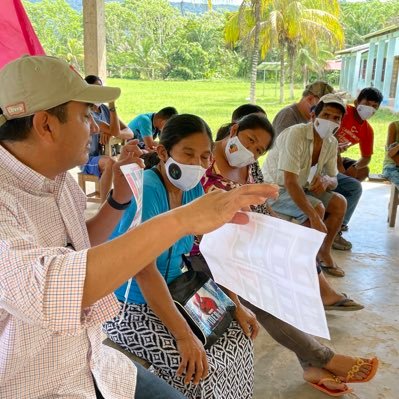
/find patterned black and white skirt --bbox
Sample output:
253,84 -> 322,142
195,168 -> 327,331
103,302 -> 254,399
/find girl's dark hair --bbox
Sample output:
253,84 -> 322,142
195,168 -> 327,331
160,114 -> 212,152
142,114 -> 213,169
236,113 -> 275,150
232,104 -> 266,122
216,113 -> 275,150
215,124 -> 231,141
216,104 -> 267,141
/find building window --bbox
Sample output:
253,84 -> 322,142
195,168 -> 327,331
361,59 -> 367,79
371,58 -> 376,81
381,57 -> 387,81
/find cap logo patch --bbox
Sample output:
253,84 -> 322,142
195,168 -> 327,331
6,103 -> 26,116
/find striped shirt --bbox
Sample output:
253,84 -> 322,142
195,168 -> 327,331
262,122 -> 338,188
0,145 -> 136,398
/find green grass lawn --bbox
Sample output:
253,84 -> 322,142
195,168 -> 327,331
108,78 -> 398,175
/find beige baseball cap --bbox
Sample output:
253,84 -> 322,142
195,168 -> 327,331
305,81 -> 334,98
0,55 -> 121,127
319,93 -> 346,114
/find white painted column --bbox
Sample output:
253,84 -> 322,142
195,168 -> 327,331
382,37 -> 397,103
365,42 -> 376,85
83,0 -> 106,81
374,39 -> 387,92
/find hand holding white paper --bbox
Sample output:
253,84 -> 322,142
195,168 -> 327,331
200,212 -> 330,339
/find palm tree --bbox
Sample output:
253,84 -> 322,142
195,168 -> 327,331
296,46 -> 334,88
225,0 -> 344,103
225,0 -> 269,103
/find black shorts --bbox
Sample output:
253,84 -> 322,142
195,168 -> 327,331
342,157 -> 356,170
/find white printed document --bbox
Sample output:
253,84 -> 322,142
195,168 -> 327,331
120,163 -> 144,228
200,212 -> 330,339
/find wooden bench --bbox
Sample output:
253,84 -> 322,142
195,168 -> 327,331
77,172 -> 102,203
102,338 -> 151,369
388,183 -> 399,227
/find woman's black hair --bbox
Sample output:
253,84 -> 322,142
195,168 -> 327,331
142,114 -> 213,169
236,113 -> 275,150
215,124 -> 231,141
232,104 -> 266,122
159,114 -> 212,152
216,104 -> 267,141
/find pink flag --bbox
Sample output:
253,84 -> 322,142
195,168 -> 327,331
0,0 -> 45,68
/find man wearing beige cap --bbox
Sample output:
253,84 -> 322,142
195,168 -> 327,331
0,55 -> 278,398
272,80 -> 334,135
263,94 -> 347,277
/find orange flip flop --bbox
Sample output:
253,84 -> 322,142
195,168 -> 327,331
308,377 -> 353,397
344,357 -> 379,383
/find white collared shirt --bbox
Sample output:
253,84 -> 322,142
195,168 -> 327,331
0,145 -> 136,398
262,122 -> 338,187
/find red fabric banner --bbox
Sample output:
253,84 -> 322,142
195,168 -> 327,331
0,0 -> 45,68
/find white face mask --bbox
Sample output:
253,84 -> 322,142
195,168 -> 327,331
165,156 -> 206,191
356,104 -> 376,120
225,135 -> 256,168
314,118 -> 340,139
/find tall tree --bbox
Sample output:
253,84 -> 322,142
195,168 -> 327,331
225,0 -> 270,103
225,0 -> 344,103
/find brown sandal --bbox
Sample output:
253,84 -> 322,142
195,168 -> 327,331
319,261 -> 345,277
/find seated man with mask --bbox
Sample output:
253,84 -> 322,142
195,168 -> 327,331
262,94 -> 347,277
331,87 -> 383,249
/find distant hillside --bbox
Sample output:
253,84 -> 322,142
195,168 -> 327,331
25,0 -> 238,13
170,1 -> 238,13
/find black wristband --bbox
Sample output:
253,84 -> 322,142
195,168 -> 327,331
107,189 -> 131,210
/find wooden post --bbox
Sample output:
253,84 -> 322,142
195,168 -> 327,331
83,0 -> 106,81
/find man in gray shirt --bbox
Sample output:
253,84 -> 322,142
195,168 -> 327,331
273,81 -> 334,135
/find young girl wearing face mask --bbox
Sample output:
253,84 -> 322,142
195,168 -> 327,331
194,113 -> 378,397
104,114 -> 256,399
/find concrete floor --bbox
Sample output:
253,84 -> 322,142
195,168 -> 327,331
76,168 -> 398,398
253,182 -> 399,399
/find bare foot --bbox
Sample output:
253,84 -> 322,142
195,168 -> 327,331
325,355 -> 375,381
304,367 -> 349,392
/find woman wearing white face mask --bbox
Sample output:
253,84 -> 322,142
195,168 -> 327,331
104,114 -> 259,399
198,113 -> 378,397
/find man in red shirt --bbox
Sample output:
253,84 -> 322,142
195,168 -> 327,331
333,87 -> 383,249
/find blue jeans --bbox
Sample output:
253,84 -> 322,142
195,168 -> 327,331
382,165 -> 399,186
333,173 -> 362,225
94,361 -> 187,399
135,361 -> 187,399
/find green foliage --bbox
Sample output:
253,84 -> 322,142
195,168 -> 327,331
23,0 -> 84,72
168,66 -> 195,80
340,0 -> 399,47
23,0 -> 245,80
